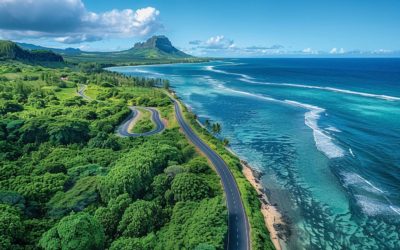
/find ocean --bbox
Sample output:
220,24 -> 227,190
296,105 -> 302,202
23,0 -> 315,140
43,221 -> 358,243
111,58 -> 400,249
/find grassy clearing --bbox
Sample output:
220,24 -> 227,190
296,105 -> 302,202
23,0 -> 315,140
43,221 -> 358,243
85,84 -> 102,99
120,86 -> 158,97
54,87 -> 77,100
158,105 -> 178,129
131,108 -> 155,133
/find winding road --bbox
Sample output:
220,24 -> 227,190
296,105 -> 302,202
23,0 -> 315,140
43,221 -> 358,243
77,84 -> 92,101
117,107 -> 165,137
77,84 -> 250,249
172,98 -> 250,250
77,85 -> 165,137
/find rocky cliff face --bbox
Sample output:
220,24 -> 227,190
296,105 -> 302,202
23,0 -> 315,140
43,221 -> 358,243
132,35 -> 190,57
133,36 -> 177,52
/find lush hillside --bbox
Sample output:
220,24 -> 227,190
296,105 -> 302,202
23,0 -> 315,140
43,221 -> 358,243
0,61 -> 227,250
0,41 -> 64,62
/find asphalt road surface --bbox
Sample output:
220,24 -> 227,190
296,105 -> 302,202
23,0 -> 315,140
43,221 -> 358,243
172,99 -> 250,250
117,106 -> 165,137
77,84 -> 92,101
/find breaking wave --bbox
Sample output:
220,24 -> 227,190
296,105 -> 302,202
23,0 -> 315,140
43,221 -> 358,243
215,84 -> 345,159
205,65 -> 254,80
342,172 -> 400,216
240,78 -> 400,101
204,64 -> 400,101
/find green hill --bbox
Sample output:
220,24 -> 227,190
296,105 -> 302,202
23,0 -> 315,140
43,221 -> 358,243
0,40 -> 64,62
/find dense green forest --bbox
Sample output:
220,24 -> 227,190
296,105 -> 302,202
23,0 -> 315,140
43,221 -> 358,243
0,61 -> 227,249
0,41 -> 63,63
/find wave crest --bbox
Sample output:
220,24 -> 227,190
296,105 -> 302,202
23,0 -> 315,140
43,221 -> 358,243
240,78 -> 400,101
215,84 -> 345,159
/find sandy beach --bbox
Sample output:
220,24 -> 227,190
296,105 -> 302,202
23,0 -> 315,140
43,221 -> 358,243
177,96 -> 287,249
241,161 -> 285,250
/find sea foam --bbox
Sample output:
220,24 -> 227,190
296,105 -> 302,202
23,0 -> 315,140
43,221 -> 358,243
326,126 -> 341,132
239,78 -> 400,101
206,64 -> 400,101
205,65 -> 254,80
355,195 -> 400,216
343,172 -> 400,216
343,172 -> 385,194
285,100 -> 345,158
214,83 -> 345,159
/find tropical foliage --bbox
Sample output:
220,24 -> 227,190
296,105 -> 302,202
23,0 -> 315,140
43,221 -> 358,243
0,60 -> 227,250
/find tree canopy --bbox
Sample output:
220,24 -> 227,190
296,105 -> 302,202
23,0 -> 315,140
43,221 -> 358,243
38,212 -> 105,250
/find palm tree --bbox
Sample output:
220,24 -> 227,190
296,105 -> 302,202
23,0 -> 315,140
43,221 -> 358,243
212,122 -> 221,135
222,138 -> 230,146
204,119 -> 211,129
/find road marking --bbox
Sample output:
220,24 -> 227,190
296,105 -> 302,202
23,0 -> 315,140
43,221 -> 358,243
172,98 -> 250,250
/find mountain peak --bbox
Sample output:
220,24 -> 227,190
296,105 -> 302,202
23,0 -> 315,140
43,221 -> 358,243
133,35 -> 180,54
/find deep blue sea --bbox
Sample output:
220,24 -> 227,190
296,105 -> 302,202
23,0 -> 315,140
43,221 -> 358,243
111,58 -> 400,249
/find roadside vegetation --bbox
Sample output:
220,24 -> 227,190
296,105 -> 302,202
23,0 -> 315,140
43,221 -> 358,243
131,108 -> 155,134
0,60 -> 227,250
172,95 -> 275,250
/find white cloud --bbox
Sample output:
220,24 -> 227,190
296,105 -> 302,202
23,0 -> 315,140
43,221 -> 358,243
0,0 -> 162,44
373,49 -> 393,54
187,36 -> 398,57
206,35 -> 224,45
189,36 -> 285,56
301,48 -> 319,54
330,47 -> 346,54
201,35 -> 235,49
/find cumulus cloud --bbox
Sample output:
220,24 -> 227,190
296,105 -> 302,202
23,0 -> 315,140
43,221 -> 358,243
329,47 -> 346,54
197,35 -> 235,49
301,48 -> 320,54
372,49 -> 393,54
0,0 -> 162,43
188,36 -> 286,56
186,36 -> 397,57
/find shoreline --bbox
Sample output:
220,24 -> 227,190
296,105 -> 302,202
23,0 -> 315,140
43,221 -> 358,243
104,59 -> 213,70
240,161 -> 285,250
174,93 -> 286,250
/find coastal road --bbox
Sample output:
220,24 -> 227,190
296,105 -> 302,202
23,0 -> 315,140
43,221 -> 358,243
78,84 -> 249,248
172,98 -> 250,250
117,106 -> 165,137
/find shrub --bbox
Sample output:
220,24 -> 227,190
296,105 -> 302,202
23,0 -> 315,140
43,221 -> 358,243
39,212 -> 105,250
117,200 -> 163,237
171,173 -> 211,202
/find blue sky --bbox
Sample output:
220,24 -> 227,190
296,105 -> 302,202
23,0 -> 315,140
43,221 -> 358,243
0,0 -> 399,57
